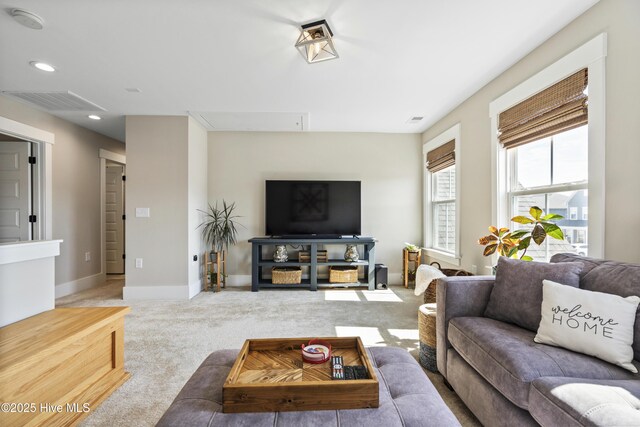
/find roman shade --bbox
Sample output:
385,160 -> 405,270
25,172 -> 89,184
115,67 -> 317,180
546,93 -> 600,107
426,140 -> 455,172
498,68 -> 588,149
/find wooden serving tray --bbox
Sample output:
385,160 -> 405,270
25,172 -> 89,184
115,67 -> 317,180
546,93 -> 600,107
223,337 -> 378,413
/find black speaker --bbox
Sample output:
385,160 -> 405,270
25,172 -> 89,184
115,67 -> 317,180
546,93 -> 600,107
375,264 -> 388,289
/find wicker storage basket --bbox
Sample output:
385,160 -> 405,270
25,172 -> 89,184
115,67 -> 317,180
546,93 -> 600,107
418,303 -> 438,372
418,303 -> 437,347
423,262 -> 473,304
272,267 -> 302,284
329,266 -> 358,283
298,250 -> 328,262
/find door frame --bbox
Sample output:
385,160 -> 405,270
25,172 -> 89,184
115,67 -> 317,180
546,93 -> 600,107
0,116 -> 54,241
100,149 -> 126,277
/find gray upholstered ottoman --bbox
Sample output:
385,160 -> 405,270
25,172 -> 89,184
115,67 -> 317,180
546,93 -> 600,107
157,346 -> 460,426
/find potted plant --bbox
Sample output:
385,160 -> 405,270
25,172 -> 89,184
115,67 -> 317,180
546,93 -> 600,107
404,242 -> 421,261
197,201 -> 243,290
478,206 -> 564,262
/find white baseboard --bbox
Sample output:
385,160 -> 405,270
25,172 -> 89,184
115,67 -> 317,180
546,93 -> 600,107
189,280 -> 203,298
123,284 -> 193,300
388,273 -> 402,286
226,275 -> 251,287
56,272 -> 106,298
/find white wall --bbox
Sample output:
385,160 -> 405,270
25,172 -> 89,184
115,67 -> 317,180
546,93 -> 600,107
421,0 -> 640,268
208,132 -> 422,283
187,117 -> 208,296
0,240 -> 61,327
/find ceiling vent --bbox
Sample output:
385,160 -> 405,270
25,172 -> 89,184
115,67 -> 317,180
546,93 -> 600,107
407,116 -> 424,124
1,90 -> 106,112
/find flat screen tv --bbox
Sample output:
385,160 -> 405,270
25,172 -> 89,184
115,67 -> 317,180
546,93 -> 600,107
265,180 -> 361,237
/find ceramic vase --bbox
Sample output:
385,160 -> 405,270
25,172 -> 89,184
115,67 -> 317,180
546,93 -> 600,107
344,244 -> 359,262
273,245 -> 288,262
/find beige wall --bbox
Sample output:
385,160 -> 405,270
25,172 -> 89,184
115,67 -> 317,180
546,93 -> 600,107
208,131 -> 423,282
124,116 -> 208,298
422,0 -> 640,268
125,116 -> 189,293
0,95 -> 125,288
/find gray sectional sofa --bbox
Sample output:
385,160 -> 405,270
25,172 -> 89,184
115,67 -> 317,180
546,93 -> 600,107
437,253 -> 640,426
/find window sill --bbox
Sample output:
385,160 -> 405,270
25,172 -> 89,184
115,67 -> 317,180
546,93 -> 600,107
423,248 -> 460,267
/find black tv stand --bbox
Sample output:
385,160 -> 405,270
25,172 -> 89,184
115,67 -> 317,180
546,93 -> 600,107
248,237 -> 376,291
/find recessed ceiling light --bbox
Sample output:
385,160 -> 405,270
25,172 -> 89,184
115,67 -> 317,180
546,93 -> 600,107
30,61 -> 55,72
10,9 -> 45,30
125,88 -> 142,93
88,115 -> 101,120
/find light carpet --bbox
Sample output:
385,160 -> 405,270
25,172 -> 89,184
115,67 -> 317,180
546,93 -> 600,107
57,278 -> 479,426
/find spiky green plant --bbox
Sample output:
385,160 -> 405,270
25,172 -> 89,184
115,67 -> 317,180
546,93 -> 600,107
197,201 -> 243,253
478,206 -> 564,261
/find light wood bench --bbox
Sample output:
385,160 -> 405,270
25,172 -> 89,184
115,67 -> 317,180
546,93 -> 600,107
0,307 -> 130,427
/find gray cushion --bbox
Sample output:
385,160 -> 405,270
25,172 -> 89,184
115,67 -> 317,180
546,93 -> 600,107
484,257 -> 582,331
550,253 -> 607,279
446,350 -> 538,427
157,346 -> 461,427
582,262 -> 640,361
447,317 -> 639,409
552,254 -> 640,362
529,377 -> 640,427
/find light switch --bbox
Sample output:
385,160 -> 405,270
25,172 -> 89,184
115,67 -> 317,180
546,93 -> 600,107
135,258 -> 143,268
136,208 -> 150,218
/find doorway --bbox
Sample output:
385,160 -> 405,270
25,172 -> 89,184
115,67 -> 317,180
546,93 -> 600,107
0,138 -> 30,242
105,163 -> 125,274
100,149 -> 126,278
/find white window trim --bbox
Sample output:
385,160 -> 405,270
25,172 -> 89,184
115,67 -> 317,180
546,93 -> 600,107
422,123 -> 461,266
490,33 -> 607,259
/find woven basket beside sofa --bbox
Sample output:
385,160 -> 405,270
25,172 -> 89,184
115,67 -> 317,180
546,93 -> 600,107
423,262 -> 472,304
418,303 -> 438,371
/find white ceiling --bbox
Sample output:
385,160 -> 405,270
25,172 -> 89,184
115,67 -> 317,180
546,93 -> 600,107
0,0 -> 599,142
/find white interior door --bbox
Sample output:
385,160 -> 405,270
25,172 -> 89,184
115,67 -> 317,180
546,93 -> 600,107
0,141 -> 30,243
106,164 -> 125,274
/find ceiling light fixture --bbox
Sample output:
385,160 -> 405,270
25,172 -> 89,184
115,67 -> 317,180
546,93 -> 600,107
88,115 -> 102,120
29,61 -> 56,72
295,19 -> 338,64
10,9 -> 45,30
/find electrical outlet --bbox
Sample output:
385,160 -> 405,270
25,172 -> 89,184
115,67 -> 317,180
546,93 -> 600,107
85,252 -> 91,262
135,258 -> 143,268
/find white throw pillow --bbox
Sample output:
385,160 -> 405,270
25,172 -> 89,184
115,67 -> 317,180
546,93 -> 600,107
534,279 -> 640,373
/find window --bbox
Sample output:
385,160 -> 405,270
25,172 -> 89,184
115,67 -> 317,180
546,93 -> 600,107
423,124 -> 460,265
501,68 -> 589,261
569,207 -> 578,220
508,126 -> 588,260
491,34 -> 606,259
432,166 -> 456,252
582,207 -> 588,220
